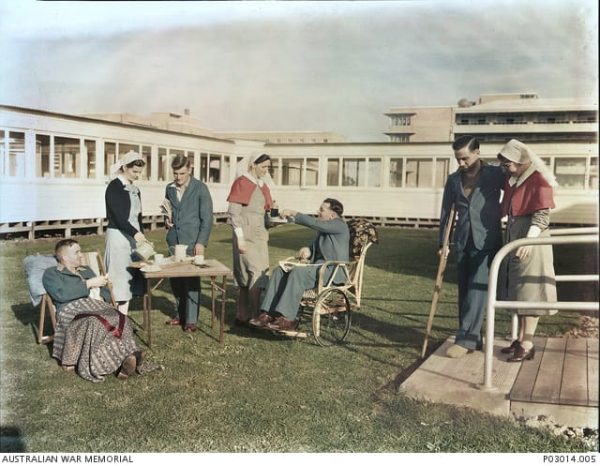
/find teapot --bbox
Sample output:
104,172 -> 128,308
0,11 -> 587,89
134,241 -> 157,261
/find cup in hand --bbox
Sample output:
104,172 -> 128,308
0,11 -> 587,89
193,255 -> 205,266
270,207 -> 280,218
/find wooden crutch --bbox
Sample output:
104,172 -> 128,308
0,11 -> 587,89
421,205 -> 456,358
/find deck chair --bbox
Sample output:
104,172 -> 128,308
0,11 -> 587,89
37,251 -> 113,344
291,218 -> 379,346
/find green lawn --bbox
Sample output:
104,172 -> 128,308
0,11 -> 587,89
0,225 -> 594,452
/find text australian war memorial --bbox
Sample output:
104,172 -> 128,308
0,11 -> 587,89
0,92 -> 597,238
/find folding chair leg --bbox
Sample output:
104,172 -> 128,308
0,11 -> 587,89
37,295 -> 55,345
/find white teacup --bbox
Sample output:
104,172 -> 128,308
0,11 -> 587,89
193,255 -> 205,266
154,253 -> 165,265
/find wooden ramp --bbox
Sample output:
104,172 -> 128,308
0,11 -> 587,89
399,336 -> 598,427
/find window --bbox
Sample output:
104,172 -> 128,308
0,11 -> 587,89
389,158 -> 403,187
554,158 -> 586,188
222,156 -> 231,183
305,158 -> 319,186
391,134 -> 410,143
209,154 -> 222,183
200,153 -> 208,182
186,151 -> 195,178
327,159 -> 340,186
104,142 -> 116,177
55,136 -> 80,178
85,140 -> 96,179
141,146 -> 151,180
368,158 -> 381,187
392,114 -> 412,126
405,159 -> 433,188
281,158 -> 302,186
158,147 -> 168,181
269,158 -> 280,185
435,158 -> 450,188
8,131 -> 25,177
119,143 -> 139,158
589,157 -> 598,190
36,134 -> 51,177
342,159 -> 366,187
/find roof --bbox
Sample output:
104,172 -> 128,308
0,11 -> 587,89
455,97 -> 598,114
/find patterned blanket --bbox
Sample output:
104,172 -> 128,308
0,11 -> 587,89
52,298 -> 138,382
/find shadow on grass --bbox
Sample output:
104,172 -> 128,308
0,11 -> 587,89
0,425 -> 26,453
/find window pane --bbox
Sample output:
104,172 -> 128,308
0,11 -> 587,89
435,159 -> 450,188
36,134 -> 51,178
105,142 -> 116,177
282,158 -> 302,186
9,131 -> 25,177
327,159 -> 339,186
55,136 -> 80,178
405,159 -> 433,188
306,158 -> 319,186
269,158 -> 280,185
554,157 -> 586,189
389,158 -> 403,187
187,151 -> 195,178
119,143 -> 139,158
590,157 -> 598,190
209,154 -> 221,183
342,158 -> 365,187
200,153 -> 208,182
141,146 -> 151,180
368,158 -> 381,187
158,147 -> 169,181
85,140 -> 96,178
222,156 -> 231,184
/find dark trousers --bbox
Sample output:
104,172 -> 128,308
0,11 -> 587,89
260,265 -> 320,320
455,238 -> 495,350
170,277 -> 201,325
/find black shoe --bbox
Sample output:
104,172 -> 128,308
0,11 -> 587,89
507,344 -> 535,362
501,340 -> 520,354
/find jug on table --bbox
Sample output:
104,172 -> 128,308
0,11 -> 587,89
169,244 -> 189,263
134,241 -> 157,261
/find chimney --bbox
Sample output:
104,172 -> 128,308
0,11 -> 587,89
184,108 -> 190,116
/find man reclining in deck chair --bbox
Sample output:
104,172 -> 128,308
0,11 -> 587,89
250,198 -> 349,331
42,238 -> 148,382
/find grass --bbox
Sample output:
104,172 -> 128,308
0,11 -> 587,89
0,225 -> 595,453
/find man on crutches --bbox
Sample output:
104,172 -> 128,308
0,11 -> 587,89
436,135 -> 505,359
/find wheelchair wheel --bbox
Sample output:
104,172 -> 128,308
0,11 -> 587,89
312,288 -> 351,346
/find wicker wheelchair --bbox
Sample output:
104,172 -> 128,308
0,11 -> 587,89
275,219 -> 378,346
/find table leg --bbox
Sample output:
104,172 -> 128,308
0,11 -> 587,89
220,276 -> 227,344
146,279 -> 152,347
211,276 -> 216,329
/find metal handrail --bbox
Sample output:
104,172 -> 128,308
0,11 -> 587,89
481,228 -> 599,391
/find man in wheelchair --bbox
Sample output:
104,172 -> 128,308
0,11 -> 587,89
250,198 -> 349,331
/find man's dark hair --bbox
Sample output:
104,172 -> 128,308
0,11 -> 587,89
452,135 -> 479,152
55,238 -> 79,255
324,198 -> 344,216
124,159 -> 145,169
171,154 -> 191,170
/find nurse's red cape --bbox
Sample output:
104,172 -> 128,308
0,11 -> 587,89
227,175 -> 273,211
502,170 -> 555,217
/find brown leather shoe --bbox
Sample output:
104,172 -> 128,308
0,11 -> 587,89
501,340 -> 520,354
249,312 -> 274,328
267,317 -> 296,331
507,344 -> 535,362
184,324 -> 198,333
166,318 -> 181,326
117,354 -> 137,380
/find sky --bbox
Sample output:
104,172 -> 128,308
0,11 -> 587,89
0,0 -> 597,142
